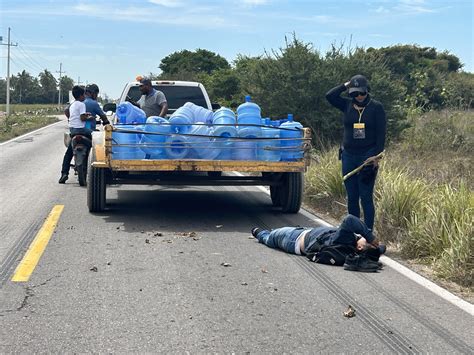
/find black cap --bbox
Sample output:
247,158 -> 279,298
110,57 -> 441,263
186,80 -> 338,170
85,83 -> 99,94
139,77 -> 152,86
348,75 -> 369,94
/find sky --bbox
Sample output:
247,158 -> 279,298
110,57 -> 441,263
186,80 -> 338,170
1,0 -> 473,100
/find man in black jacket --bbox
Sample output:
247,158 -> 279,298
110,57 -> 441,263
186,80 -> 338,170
325,75 -> 387,231
251,214 -> 385,271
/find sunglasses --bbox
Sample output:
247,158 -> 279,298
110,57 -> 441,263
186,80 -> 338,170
350,91 -> 367,98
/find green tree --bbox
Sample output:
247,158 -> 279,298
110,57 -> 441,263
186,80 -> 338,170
38,69 -> 57,103
0,79 -> 7,104
59,76 -> 74,104
159,49 -> 230,77
10,70 -> 41,104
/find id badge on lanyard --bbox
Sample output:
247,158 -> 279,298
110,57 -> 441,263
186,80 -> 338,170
353,106 -> 366,139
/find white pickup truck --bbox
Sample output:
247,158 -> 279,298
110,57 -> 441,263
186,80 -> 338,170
90,80 -> 310,214
104,80 -> 218,119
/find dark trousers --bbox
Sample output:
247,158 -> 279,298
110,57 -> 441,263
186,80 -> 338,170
61,143 -> 73,175
341,150 -> 378,230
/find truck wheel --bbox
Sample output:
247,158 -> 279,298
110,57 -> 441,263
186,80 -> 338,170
280,172 -> 303,213
270,186 -> 282,207
87,151 -> 106,212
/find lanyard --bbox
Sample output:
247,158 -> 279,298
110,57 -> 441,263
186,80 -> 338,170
353,99 -> 371,123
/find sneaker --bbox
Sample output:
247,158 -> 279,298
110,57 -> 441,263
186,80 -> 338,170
343,254 -> 379,272
58,174 -> 68,184
251,227 -> 262,238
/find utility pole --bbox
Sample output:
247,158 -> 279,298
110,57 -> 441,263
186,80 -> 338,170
56,63 -> 65,107
1,27 -> 18,116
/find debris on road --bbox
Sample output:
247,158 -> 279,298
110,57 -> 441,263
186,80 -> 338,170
221,262 -> 232,267
343,305 -> 356,318
145,239 -> 150,244
261,267 -> 268,273
216,225 -> 223,229
154,232 -> 163,237
241,282 -> 248,286
90,266 -> 98,272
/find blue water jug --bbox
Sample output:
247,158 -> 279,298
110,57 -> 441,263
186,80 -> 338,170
170,106 -> 193,134
111,124 -> 145,160
116,102 -> 147,125
280,114 -> 303,161
237,95 -> 261,129
184,102 -> 214,124
234,126 -> 261,161
139,116 -> 170,159
165,135 -> 190,159
259,118 -> 280,161
188,124 -> 220,160
213,107 -> 237,160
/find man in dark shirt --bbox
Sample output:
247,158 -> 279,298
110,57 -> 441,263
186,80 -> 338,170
325,75 -> 387,230
251,214 -> 385,271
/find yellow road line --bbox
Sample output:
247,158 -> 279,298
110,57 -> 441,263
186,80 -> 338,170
11,205 -> 64,282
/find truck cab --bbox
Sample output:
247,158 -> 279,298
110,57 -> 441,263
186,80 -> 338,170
104,80 -> 218,119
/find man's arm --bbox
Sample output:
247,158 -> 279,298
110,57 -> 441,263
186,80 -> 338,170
126,95 -> 140,108
339,214 -> 375,243
325,83 -> 350,112
64,107 -> 70,119
159,102 -> 168,117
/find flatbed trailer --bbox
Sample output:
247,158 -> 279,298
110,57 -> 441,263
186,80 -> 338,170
87,125 -> 311,213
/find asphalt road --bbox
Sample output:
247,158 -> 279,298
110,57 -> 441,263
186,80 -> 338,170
0,119 -> 473,353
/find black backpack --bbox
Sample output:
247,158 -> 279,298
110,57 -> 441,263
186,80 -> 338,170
306,244 -> 356,266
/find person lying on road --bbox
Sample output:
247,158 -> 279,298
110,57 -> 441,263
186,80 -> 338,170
251,214 -> 386,272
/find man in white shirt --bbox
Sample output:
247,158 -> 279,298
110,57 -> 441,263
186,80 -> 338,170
59,86 -> 92,184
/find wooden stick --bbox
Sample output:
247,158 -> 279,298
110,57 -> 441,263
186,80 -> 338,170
343,151 -> 384,181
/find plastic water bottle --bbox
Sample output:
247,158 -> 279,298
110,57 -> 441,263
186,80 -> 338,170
184,102 -> 214,124
139,116 -> 170,159
259,118 -> 280,161
111,124 -> 145,160
280,113 -> 303,161
116,102 -> 146,124
237,95 -> 261,127
213,107 -> 237,160
188,124 -> 220,160
169,106 -> 193,134
164,135 -> 190,159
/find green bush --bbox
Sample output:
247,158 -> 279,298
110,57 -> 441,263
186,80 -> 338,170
305,147 -> 345,200
374,165 -> 429,242
403,183 -> 473,286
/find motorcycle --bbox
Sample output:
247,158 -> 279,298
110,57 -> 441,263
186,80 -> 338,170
71,133 -> 93,186
63,120 -> 102,186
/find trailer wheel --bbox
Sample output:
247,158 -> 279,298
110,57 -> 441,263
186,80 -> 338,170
87,151 -> 106,212
270,186 -> 282,207
280,172 -> 303,213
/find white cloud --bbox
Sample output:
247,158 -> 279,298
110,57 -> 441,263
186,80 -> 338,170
241,0 -> 270,6
148,0 -> 184,7
375,6 -> 389,14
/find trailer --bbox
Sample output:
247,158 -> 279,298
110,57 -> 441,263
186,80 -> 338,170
87,124 -> 311,213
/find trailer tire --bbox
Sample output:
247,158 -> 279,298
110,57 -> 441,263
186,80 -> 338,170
87,151 -> 106,212
270,186 -> 282,207
280,172 -> 303,213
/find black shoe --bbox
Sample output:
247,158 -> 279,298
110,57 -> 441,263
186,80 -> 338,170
344,255 -> 379,272
251,227 -> 262,238
377,261 -> 384,270
58,174 -> 68,184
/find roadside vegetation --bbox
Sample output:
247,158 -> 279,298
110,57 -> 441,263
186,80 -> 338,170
1,36 -> 472,288
0,104 -> 61,142
306,110 -> 473,288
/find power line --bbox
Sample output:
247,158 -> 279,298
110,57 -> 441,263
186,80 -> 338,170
10,29 -> 57,69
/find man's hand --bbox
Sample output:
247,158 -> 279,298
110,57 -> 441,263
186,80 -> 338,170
363,155 -> 383,168
356,237 -> 368,251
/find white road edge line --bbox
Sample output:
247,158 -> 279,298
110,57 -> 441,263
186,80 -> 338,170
0,118 -> 65,146
234,173 -> 473,315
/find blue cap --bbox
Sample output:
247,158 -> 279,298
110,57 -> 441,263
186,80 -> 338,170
245,95 -> 251,102
287,113 -> 293,121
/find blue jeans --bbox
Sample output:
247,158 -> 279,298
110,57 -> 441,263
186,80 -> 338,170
342,150 -> 378,230
256,227 -> 305,254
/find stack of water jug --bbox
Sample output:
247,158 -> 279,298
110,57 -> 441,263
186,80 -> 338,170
111,96 -> 304,161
